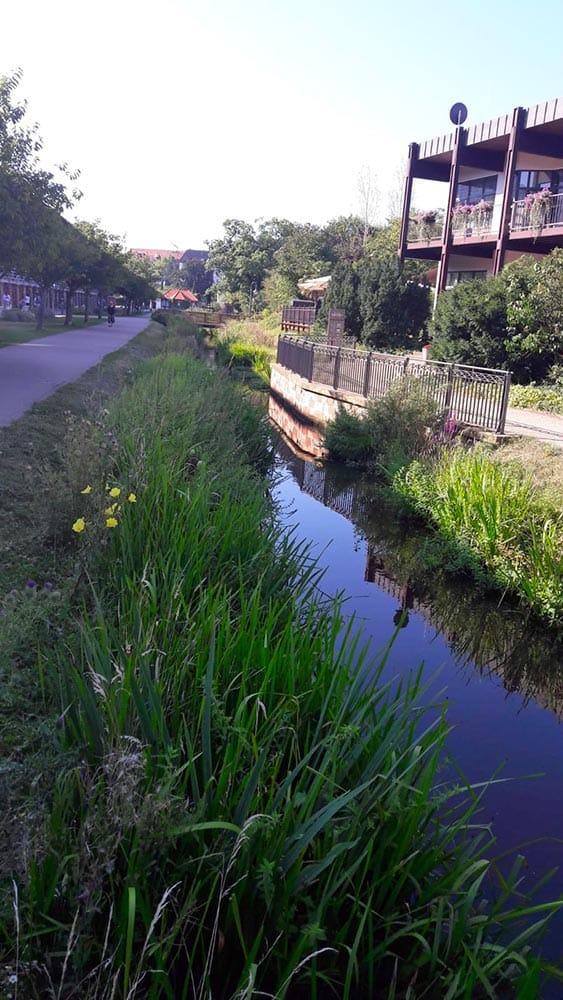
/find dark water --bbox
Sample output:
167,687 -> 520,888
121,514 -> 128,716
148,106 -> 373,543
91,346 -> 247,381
270,404 -> 563,984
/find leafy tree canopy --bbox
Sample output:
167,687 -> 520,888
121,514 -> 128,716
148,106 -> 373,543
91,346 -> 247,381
358,256 -> 430,350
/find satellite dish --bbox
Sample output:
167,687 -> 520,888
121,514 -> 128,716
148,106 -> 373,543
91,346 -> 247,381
449,102 -> 468,126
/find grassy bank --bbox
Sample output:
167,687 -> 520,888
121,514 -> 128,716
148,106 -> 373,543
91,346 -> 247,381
0,314 -> 110,347
1,334 -> 560,997
0,321 -> 195,886
323,384 -> 563,625
211,317 -> 278,386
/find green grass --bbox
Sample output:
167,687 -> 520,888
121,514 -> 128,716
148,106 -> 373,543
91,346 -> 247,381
0,315 -> 110,348
0,321 -> 198,894
211,318 -> 278,386
2,351 -> 560,999
395,447 -> 563,624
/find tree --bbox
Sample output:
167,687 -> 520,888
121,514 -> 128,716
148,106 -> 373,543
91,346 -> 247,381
72,221 -> 126,321
357,166 -> 379,246
207,219 -> 273,309
323,215 -> 367,263
273,222 -> 333,286
430,277 -> 509,369
358,256 -> 430,350
320,261 -> 362,339
0,69 -> 80,278
184,258 -> 214,298
118,251 -> 158,313
502,251 -> 563,382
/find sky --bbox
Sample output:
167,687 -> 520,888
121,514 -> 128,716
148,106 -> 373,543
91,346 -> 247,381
6,0 -> 563,251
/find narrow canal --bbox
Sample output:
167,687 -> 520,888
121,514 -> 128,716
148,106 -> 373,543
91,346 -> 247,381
270,399 -> 563,985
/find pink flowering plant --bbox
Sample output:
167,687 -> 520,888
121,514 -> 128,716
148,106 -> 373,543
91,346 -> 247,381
522,187 -> 552,233
524,187 -> 552,209
471,199 -> 493,215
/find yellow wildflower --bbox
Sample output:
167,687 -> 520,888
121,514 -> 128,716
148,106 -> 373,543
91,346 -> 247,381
80,485 -> 92,495
105,503 -> 118,515
109,487 -> 121,498
106,517 -> 118,528
72,518 -> 86,533
127,493 -> 137,503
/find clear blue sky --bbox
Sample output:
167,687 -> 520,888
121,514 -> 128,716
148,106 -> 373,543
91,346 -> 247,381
7,0 -> 563,249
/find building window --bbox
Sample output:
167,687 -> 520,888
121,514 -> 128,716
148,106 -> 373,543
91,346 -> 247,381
446,270 -> 488,286
513,170 -> 559,201
455,175 -> 497,206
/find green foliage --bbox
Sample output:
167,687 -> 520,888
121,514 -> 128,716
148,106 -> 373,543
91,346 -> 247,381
358,256 -> 431,350
150,308 -> 170,326
206,218 -> 280,307
325,379 -> 445,473
323,406 -> 373,463
430,250 -> 563,383
0,69 -> 80,283
273,221 -> 333,284
261,269 -> 298,312
430,275 -> 509,368
502,251 -> 563,382
9,353 -> 559,998
509,382 -> 563,414
395,447 -> 563,623
321,260 -> 362,339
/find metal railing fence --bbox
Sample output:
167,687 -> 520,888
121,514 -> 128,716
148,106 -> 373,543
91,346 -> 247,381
276,336 -> 512,434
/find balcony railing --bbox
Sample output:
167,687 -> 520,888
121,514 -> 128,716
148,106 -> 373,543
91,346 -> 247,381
451,208 -> 494,238
510,192 -> 563,232
406,219 -> 444,243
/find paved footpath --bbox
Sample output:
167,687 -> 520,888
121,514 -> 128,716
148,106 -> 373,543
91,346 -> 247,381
0,316 -> 151,427
505,406 -> 563,448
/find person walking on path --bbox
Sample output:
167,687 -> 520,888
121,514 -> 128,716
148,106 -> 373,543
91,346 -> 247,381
107,296 -> 116,325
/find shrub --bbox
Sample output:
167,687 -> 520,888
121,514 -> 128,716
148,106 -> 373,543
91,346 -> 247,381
151,308 -> 171,326
324,379 -> 443,473
430,276 -> 509,368
509,382 -> 563,414
323,406 -> 372,463
358,256 -> 431,351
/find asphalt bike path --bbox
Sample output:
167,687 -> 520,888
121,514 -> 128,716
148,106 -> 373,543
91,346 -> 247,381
505,406 -> 563,448
0,316 -> 150,427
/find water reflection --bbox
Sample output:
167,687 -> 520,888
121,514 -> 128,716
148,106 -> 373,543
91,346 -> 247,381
270,397 -> 563,984
271,408 -> 563,720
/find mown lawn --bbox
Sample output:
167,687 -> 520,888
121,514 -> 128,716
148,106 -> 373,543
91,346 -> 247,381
0,315 -> 109,348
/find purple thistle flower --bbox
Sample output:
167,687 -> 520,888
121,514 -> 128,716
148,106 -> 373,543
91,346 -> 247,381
26,579 -> 37,589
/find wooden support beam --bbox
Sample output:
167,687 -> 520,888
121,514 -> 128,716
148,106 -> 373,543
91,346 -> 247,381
493,107 -> 526,275
438,126 -> 466,292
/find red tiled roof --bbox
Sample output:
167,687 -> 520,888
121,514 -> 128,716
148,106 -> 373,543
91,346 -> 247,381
163,288 -> 198,302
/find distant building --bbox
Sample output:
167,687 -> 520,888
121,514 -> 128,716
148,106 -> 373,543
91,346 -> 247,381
179,249 -> 209,266
130,248 -> 183,261
399,96 -> 563,293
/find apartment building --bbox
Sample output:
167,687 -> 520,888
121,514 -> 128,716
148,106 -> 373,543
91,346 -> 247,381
398,97 -> 563,292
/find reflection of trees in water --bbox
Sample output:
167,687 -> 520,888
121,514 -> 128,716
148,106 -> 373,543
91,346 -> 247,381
277,439 -> 563,719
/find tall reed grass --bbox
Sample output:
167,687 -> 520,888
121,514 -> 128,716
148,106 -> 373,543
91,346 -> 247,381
9,354 -> 561,998
395,448 -> 563,623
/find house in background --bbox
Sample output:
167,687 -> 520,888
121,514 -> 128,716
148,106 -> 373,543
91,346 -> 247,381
130,248 -> 184,262
398,97 -> 563,294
